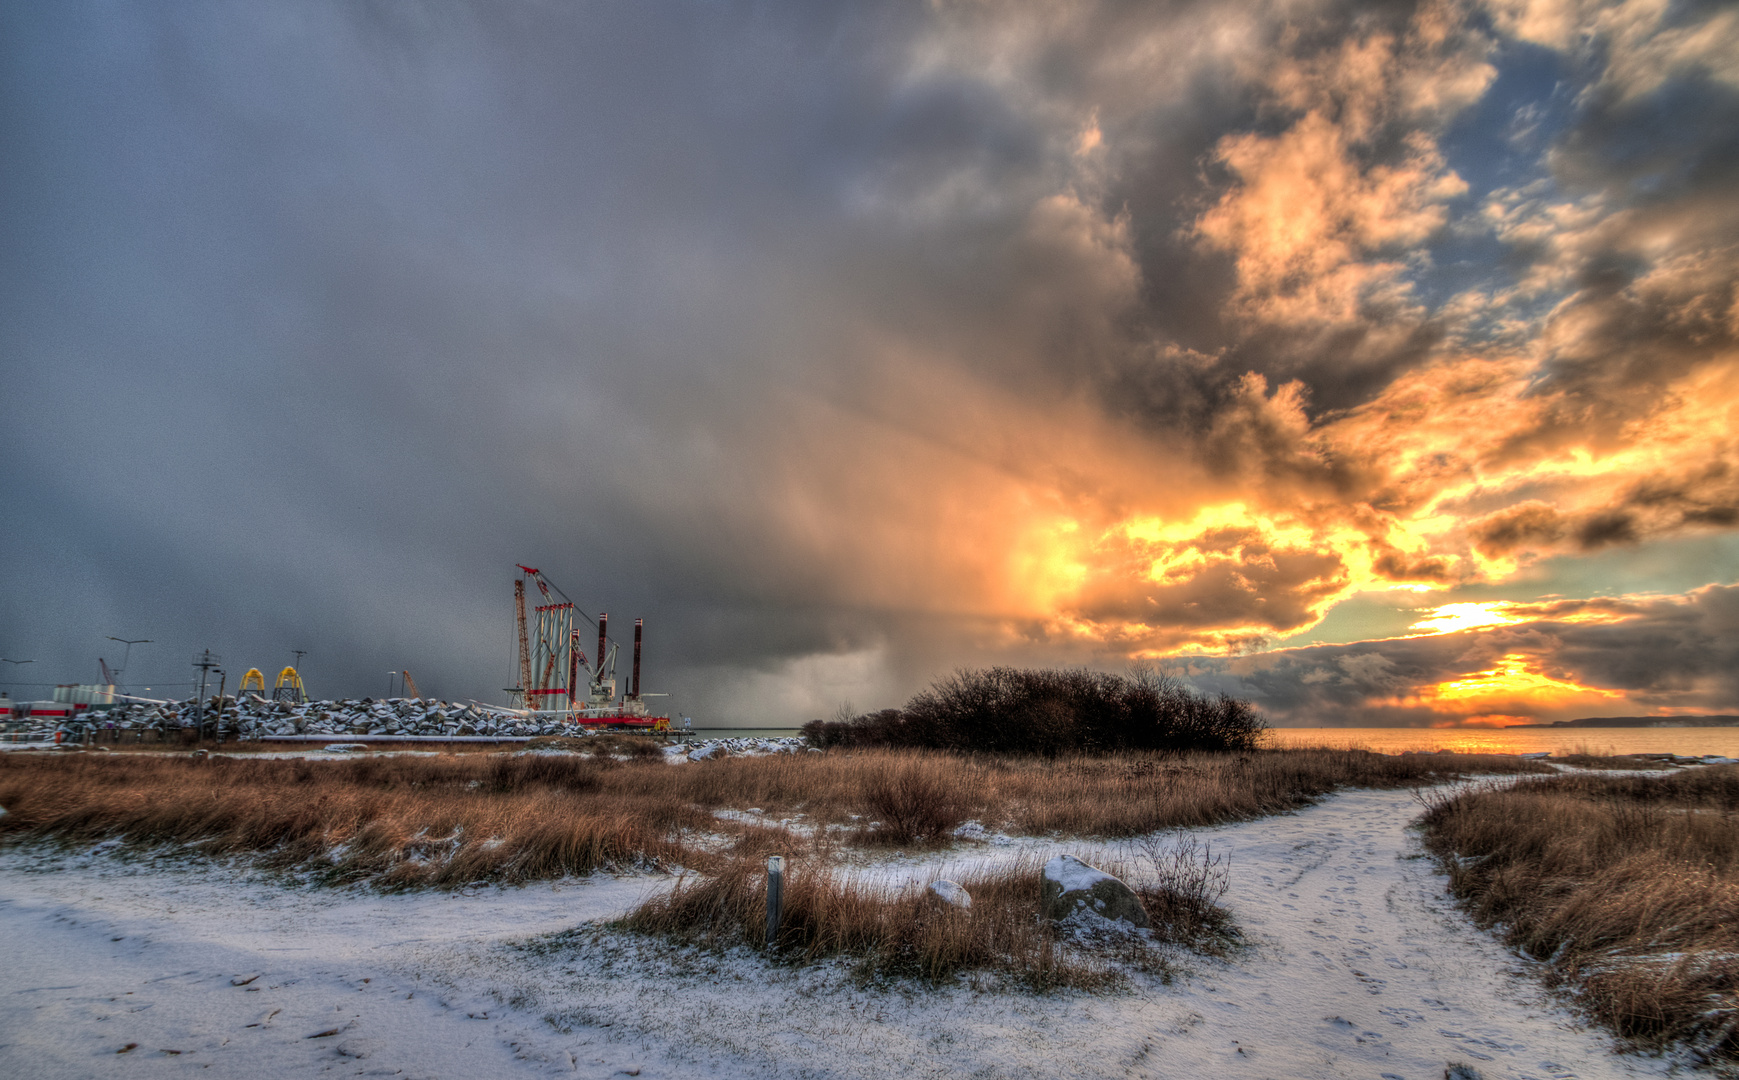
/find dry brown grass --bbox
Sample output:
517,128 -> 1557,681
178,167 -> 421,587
620,856 -> 1106,989
0,751 -> 703,887
618,839 -> 1235,989
1418,766 -> 1739,1061
1549,753 -> 1666,771
0,746 -> 1547,889
523,734 -> 666,759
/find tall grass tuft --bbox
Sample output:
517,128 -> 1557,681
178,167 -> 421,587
1418,766 -> 1739,1061
621,835 -> 1241,987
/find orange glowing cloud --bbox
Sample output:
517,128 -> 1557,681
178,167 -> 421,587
718,0 -> 1739,682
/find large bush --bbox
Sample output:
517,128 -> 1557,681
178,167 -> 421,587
801,666 -> 1266,755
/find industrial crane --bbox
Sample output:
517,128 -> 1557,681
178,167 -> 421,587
509,564 -> 660,728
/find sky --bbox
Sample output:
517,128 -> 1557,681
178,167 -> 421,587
3,0 -> 1737,728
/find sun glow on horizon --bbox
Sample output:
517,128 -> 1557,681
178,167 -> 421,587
1417,652 -> 1622,711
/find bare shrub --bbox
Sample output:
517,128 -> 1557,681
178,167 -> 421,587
1418,766 -> 1739,1061
804,666 -> 1266,755
1127,832 -> 1236,948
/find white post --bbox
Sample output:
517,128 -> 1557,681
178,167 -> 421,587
765,855 -> 784,949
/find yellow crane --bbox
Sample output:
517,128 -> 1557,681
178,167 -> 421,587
273,667 -> 307,703
400,670 -> 420,698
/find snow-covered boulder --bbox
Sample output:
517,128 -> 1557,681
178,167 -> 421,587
1041,855 -> 1149,928
928,879 -> 972,910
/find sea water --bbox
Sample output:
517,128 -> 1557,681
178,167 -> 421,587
1265,726 -> 1739,757
692,725 -> 1739,756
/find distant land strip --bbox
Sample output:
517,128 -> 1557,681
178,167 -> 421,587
1507,716 -> 1739,728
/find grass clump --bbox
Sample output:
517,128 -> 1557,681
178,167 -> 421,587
1550,753 -> 1665,771
618,835 -> 1237,990
621,857 -> 1100,989
1417,766 -> 1739,1062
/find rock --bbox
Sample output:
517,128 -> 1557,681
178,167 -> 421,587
1041,855 -> 1149,928
928,879 -> 972,909
1445,1065 -> 1486,1080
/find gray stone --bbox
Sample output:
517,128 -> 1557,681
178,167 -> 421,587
928,880 -> 972,909
1041,855 -> 1150,928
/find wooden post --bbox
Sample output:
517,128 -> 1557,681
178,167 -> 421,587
764,855 -> 784,950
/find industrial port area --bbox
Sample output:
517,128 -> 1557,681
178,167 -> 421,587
1,564 -> 685,747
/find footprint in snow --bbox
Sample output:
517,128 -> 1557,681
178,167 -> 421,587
1378,1006 -> 1424,1026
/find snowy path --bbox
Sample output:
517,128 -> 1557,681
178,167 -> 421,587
0,787 -> 1681,1079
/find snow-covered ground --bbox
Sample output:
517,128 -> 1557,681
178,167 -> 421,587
0,786 -> 1681,1079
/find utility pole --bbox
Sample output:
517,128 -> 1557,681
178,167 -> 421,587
212,669 -> 227,743
192,650 -> 220,740
292,649 -> 307,673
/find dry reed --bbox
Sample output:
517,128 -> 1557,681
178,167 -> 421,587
618,839 -> 1234,989
619,856 -> 1107,989
1418,766 -> 1739,1061
0,746 -> 1547,888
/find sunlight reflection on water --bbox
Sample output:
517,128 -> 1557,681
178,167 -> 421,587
1264,726 -> 1739,757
